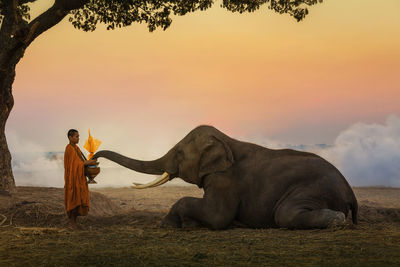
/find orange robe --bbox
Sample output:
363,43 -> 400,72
64,144 -> 90,218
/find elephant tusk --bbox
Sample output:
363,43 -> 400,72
132,172 -> 170,189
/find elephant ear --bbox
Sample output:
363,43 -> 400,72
198,136 -> 234,178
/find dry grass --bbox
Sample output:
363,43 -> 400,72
0,186 -> 399,266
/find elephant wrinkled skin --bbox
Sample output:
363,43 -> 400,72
93,126 -> 358,230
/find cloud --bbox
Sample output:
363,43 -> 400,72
317,115 -> 400,187
7,116 -> 400,188
244,116 -> 400,187
8,130 -> 64,187
7,130 -> 186,188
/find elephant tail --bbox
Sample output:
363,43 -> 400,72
349,199 -> 358,225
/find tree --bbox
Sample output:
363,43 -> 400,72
0,0 -> 322,194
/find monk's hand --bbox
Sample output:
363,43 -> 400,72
90,159 -> 99,165
85,159 -> 98,166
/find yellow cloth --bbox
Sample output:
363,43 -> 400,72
83,129 -> 101,160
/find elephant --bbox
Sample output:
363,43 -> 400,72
93,125 -> 358,230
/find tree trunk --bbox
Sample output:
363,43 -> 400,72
0,0 -> 90,194
0,68 -> 16,194
0,31 -> 23,195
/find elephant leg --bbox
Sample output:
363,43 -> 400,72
274,199 -> 346,229
161,198 -> 203,228
161,194 -> 238,230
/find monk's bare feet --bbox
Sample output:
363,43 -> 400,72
67,215 -> 81,230
67,221 -> 80,230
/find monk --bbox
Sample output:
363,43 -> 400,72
64,129 -> 97,229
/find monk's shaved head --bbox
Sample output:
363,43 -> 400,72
67,129 -> 78,138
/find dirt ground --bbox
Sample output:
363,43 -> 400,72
0,186 -> 399,266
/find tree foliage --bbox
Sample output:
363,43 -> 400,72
1,0 -> 323,34
70,0 -> 322,32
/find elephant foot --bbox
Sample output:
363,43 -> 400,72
181,218 -> 202,228
160,214 -> 181,228
160,214 -> 202,228
327,212 -> 346,228
275,207 -> 348,229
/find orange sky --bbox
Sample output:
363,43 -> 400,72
7,0 -> 400,154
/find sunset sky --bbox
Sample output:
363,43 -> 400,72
6,0 -> 400,187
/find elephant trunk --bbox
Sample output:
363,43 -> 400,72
93,150 -> 167,175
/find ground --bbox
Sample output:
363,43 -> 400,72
0,186 -> 399,266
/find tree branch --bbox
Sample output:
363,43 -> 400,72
1,0 -> 89,72
23,0 -> 89,46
